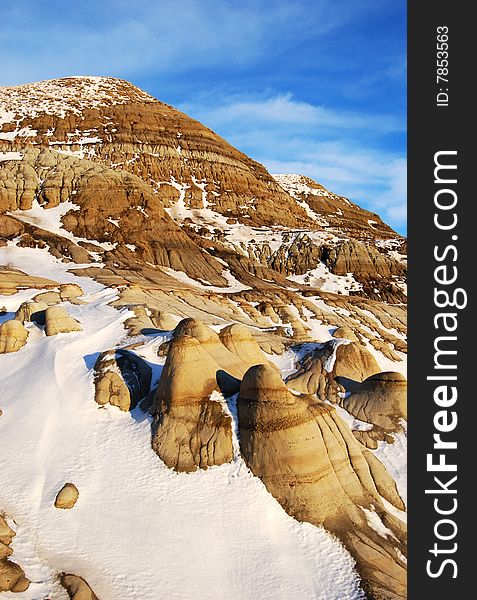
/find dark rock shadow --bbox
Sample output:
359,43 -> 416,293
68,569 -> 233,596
216,369 -> 241,398
335,376 -> 361,393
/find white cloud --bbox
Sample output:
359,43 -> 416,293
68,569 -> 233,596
189,93 -> 404,133
180,92 -> 406,233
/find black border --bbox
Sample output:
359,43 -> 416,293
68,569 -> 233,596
408,2 -> 473,597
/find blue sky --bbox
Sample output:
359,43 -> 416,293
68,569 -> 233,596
0,0 -> 406,233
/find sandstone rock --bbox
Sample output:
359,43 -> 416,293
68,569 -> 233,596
0,319 -> 28,353
286,338 -> 380,399
0,542 -> 11,560
33,290 -> 62,305
61,574 -> 99,600
15,300 -> 48,324
218,323 -> 269,369
94,349 -> 152,411
0,215 -> 24,239
238,364 -> 406,600
124,305 -> 155,336
149,309 -> 177,331
54,483 -> 79,509
45,306 -> 82,336
332,326 -> 359,342
0,516 -> 30,593
124,305 -> 176,335
173,318 -> 247,380
333,341 -> 381,383
151,334 -> 233,472
338,372 -> 407,432
256,301 -> 280,324
59,283 -> 84,303
0,267 -> 57,296
0,516 -> 14,548
11,575 -> 30,592
0,560 -> 27,593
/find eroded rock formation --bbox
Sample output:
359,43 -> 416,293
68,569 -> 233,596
0,319 -> 28,353
0,515 -> 30,593
94,349 -> 152,411
237,364 -> 406,600
45,305 -> 82,336
151,333 -> 233,472
337,372 -> 407,434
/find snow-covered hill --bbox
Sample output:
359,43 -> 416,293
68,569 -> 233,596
1,76 -> 406,600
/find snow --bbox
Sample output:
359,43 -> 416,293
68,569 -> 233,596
288,263 -> 363,295
161,267 -> 250,293
0,246 -> 364,600
9,200 -> 117,254
361,506 -> 398,541
9,200 -> 80,238
0,77 -> 156,126
0,151 -> 24,161
373,426 -> 407,505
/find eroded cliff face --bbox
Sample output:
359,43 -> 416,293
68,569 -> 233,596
1,76 -> 406,304
0,77 -> 312,228
0,76 -> 407,600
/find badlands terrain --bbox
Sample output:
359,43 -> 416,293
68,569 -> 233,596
0,77 -> 406,600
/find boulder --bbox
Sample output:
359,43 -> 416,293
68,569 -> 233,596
218,323 -> 269,369
54,483 -> 79,509
32,290 -> 62,305
0,320 -> 28,353
0,516 -> 30,593
0,560 -> 28,593
45,306 -> 82,336
15,300 -> 48,324
338,371 -> 407,432
59,284 -> 84,303
94,349 -> 152,411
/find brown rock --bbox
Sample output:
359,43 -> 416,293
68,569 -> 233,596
61,574 -> 99,600
45,305 -> 82,336
218,323 -> 269,369
59,283 -> 84,303
33,291 -> 62,305
0,516 -> 30,593
94,349 -> 152,411
338,372 -> 407,432
238,364 -> 406,600
332,326 -> 359,342
286,338 -> 380,399
0,559 -> 27,593
15,300 -> 48,324
0,319 -> 28,353
151,334 -> 233,472
173,318 -> 247,380
54,483 -> 79,509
